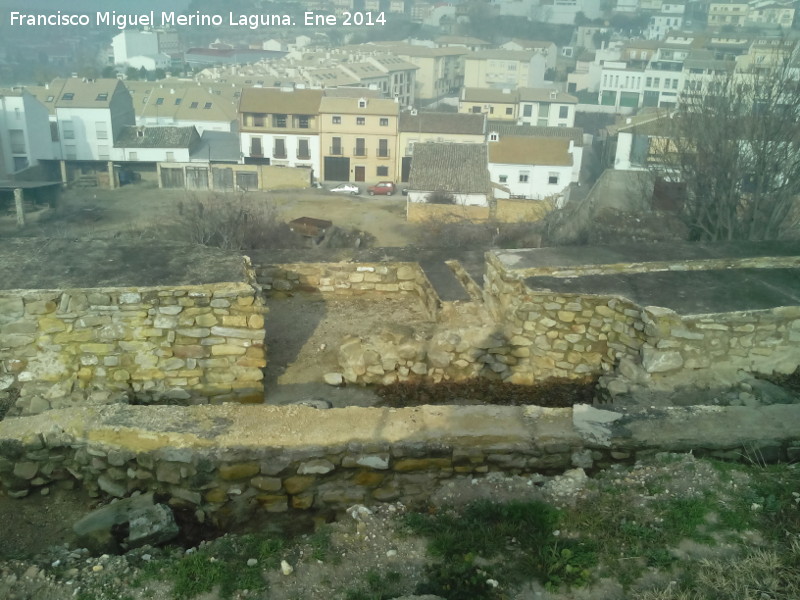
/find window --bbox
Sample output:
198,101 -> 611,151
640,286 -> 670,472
472,106 -> 482,113
156,97 -> 164,105
355,138 -> 366,156
358,98 -> 367,108
61,93 -> 74,101
97,145 -> 109,160
273,138 -> 286,158
9,130 -> 25,154
377,139 -> 389,158
379,118 -> 389,126
356,117 -> 365,125
190,101 -> 199,108
519,172 -> 529,183
166,152 -> 175,161
559,106 -> 569,119
95,93 -> 108,101
331,136 -> 342,155
204,102 -> 212,109
65,145 -> 77,160
488,132 -> 499,142
297,116 -> 310,128
95,121 -> 108,140
273,114 -> 287,127
654,78 -> 660,87
523,104 -> 532,117
175,98 -> 182,105
548,172 -> 559,184
250,137 -> 262,156
646,77 -> 652,87
377,166 -> 388,176
332,115 -> 341,124
50,122 -> 59,142
505,107 -> 513,115
672,79 -> 678,89
62,121 -> 75,140
253,113 -> 265,127
297,138 -> 310,159
128,151 -> 138,161
499,175 -> 508,183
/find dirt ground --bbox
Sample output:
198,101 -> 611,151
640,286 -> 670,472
0,183 -> 418,248
262,292 -> 435,408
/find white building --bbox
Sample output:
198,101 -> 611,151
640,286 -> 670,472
487,129 -> 582,200
646,4 -> 686,40
114,125 -> 201,163
0,91 -> 59,175
54,79 -> 135,162
112,30 -> 171,72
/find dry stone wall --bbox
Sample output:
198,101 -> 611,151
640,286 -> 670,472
255,261 -> 440,318
483,253 -> 646,384
0,280 -> 266,416
1,403 -> 799,517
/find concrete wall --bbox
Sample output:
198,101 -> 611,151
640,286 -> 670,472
0,280 -> 266,416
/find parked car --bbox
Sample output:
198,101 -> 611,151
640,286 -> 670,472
367,181 -> 396,196
329,183 -> 360,195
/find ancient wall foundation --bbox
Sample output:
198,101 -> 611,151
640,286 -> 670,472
0,403 -> 798,518
0,281 -> 266,416
254,261 -> 440,318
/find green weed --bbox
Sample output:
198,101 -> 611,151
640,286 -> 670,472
344,569 -> 404,600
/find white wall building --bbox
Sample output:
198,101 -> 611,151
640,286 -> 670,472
112,30 -> 160,65
55,79 -> 135,162
0,91 -> 59,175
487,133 -> 581,200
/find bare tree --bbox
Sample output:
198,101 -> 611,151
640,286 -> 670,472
648,57 -> 800,241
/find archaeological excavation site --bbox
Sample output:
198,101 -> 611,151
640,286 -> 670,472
1,238 -> 799,536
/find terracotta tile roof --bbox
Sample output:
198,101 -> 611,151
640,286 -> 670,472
238,87 -> 324,114
115,126 -> 200,149
488,137 -> 573,167
408,142 -> 491,194
319,96 -> 399,116
400,112 -> 485,135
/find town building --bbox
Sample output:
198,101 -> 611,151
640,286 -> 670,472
318,96 -> 399,182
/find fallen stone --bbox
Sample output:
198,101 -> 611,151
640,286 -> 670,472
323,372 -> 344,386
126,504 -> 179,549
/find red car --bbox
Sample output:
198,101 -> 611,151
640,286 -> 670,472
367,181 -> 396,196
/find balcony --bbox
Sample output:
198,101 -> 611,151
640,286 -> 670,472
353,147 -> 368,157
297,152 -> 311,160
273,150 -> 288,159
377,149 -> 390,158
330,146 -> 343,155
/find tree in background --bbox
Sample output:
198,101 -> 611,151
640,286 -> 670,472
648,59 -> 800,241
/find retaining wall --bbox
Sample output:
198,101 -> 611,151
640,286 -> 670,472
1,402 -> 798,519
254,261 -> 440,319
0,280 -> 266,416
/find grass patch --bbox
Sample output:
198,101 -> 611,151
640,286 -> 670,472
344,570 -> 404,600
404,499 -> 596,595
142,533 -> 284,599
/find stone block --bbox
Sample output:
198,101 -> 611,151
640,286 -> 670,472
298,459 -> 335,475
219,462 -> 260,480
641,348 -> 684,373
283,476 -> 315,494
